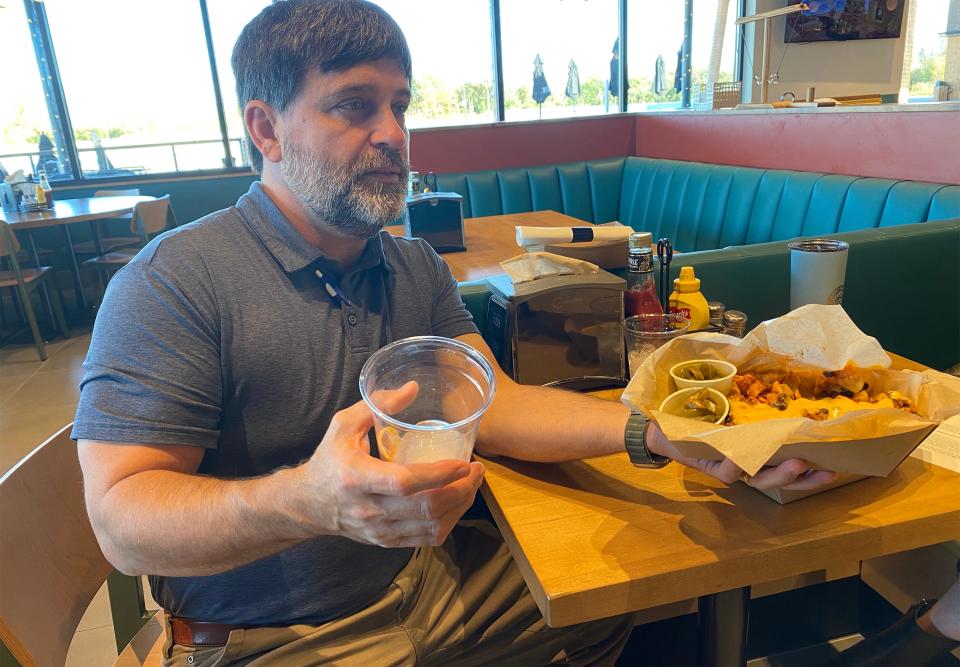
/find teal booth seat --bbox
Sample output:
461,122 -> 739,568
457,220 -> 960,371
437,157 -> 960,253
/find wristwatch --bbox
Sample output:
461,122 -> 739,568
624,413 -> 671,469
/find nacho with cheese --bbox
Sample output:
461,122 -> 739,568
726,363 -> 916,426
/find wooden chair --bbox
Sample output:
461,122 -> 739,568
0,221 -> 70,361
0,425 -> 164,667
83,195 -> 176,289
72,189 -> 143,256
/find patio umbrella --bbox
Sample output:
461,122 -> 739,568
653,55 -> 666,95
37,132 -> 58,175
565,59 -> 580,102
674,46 -> 683,93
532,53 -> 551,118
608,38 -> 620,99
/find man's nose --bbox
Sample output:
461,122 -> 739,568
371,106 -> 407,150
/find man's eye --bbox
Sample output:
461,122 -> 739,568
339,100 -> 368,112
393,103 -> 408,115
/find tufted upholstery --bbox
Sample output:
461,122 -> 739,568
436,157 -> 960,253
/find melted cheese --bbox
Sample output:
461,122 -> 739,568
729,396 -> 896,425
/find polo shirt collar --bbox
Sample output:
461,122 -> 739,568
237,181 -> 391,276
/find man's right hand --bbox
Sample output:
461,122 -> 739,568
294,383 -> 485,548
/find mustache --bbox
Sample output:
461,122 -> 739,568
352,148 -> 408,179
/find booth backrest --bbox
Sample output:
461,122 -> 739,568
436,157 -> 626,224
436,158 -> 960,253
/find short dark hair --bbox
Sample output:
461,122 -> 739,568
232,0 -> 412,172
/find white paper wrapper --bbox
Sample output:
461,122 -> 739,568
499,251 -> 599,284
515,225 -> 632,248
621,304 -> 960,475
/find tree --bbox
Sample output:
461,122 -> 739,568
456,81 -> 493,115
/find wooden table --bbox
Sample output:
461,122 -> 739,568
388,210 -> 594,282
479,354 -> 960,665
2,196 -> 153,313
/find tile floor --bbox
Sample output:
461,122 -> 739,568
1,327 -> 158,666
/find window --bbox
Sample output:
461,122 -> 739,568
903,0 -> 952,101
690,0 -> 740,107
500,0 -> 621,121
206,0 -> 271,169
43,0 -> 226,178
627,2 -> 687,111
0,2 -> 75,180
373,1 -> 496,128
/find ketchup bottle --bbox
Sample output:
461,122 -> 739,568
624,233 -> 663,317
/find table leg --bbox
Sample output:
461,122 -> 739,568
90,219 -> 106,256
697,586 -> 750,667
61,225 -> 88,313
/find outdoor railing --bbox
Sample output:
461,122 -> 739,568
0,137 -> 249,180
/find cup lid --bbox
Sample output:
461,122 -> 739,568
787,239 -> 849,252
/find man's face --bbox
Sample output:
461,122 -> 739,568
278,59 -> 411,239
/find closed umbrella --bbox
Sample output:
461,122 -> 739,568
608,38 -> 620,99
653,55 -> 666,95
565,59 -> 580,102
532,53 -> 551,118
91,130 -> 114,173
37,132 -> 58,176
674,46 -> 683,93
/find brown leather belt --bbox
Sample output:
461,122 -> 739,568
170,616 -> 241,647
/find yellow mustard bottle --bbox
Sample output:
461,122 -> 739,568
669,266 -> 710,331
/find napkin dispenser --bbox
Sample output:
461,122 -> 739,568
404,192 -> 466,254
482,270 -> 626,385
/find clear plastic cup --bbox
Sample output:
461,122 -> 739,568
359,336 -> 496,464
624,313 -> 691,377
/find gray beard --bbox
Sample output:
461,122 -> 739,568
281,142 -> 409,239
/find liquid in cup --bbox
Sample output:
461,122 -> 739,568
624,313 -> 690,377
359,336 -> 497,464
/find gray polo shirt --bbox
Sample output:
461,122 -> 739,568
72,182 -> 478,626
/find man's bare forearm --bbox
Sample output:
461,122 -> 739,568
92,466 -> 314,577
476,383 -> 631,462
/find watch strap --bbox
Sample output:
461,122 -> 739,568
624,413 -> 670,468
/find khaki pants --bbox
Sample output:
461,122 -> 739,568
164,520 -> 634,666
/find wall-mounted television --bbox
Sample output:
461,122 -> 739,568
785,0 -> 905,43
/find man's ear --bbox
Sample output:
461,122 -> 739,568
244,100 -> 283,165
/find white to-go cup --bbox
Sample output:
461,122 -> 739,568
788,239 -> 849,310
359,336 -> 496,464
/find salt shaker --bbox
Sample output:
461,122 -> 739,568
721,310 -> 748,338
708,301 -> 725,328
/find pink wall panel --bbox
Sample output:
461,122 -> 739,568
410,116 -> 636,174
634,111 -> 960,185
408,111 -> 959,185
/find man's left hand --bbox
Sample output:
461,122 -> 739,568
647,421 -> 837,492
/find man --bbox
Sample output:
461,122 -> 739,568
74,2 -> 834,665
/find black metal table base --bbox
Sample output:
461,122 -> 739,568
698,587 -> 751,667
